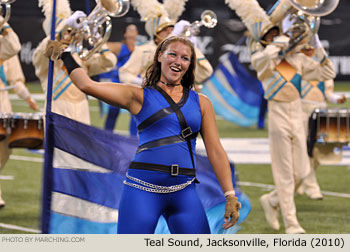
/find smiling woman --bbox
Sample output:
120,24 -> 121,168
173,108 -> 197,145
145,38 -> 196,90
46,35 -> 241,234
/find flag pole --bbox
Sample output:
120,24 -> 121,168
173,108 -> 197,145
41,0 -> 57,234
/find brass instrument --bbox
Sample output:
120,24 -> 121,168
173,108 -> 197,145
73,0 -> 130,60
0,0 -> 15,28
269,0 -> 339,54
183,10 -> 217,37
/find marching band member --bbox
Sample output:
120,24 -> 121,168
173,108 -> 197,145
298,38 -> 346,200
33,0 -> 116,125
226,0 -> 336,233
0,19 -> 38,208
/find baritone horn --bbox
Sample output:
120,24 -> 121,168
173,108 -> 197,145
269,0 -> 339,54
183,10 -> 217,37
73,0 -> 130,60
0,0 -> 16,28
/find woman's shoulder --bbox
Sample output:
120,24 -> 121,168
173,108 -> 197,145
197,92 -> 210,102
196,92 -> 212,110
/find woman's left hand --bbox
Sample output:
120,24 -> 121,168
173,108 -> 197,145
222,195 -> 241,229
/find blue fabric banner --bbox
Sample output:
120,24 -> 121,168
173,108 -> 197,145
41,112 -> 251,234
202,52 -> 264,127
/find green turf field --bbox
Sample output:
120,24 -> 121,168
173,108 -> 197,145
0,81 -> 349,234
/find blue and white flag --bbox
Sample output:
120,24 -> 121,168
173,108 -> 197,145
202,52 -> 264,127
41,112 -> 250,234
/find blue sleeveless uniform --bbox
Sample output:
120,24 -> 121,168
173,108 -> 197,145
117,87 -> 211,234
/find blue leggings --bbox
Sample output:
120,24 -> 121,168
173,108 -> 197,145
117,182 -> 210,234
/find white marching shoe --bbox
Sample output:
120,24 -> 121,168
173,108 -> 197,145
286,225 -> 306,234
306,191 -> 323,200
260,194 -> 280,230
0,198 -> 5,209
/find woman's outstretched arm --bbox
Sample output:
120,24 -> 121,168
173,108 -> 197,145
62,51 -> 143,115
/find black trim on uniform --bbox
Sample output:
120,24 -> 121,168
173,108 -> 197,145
137,107 -> 173,133
154,86 -> 197,171
136,132 -> 198,153
137,88 -> 189,133
129,162 -> 196,176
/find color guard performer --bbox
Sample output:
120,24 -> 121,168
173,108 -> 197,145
46,35 -> 241,234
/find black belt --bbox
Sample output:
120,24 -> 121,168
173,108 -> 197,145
129,161 -> 196,177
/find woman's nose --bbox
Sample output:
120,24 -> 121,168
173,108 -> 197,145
173,56 -> 181,65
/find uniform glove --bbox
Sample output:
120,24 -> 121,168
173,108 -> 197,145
65,10 -> 86,29
44,40 -> 68,61
271,35 -> 290,51
188,36 -> 197,48
223,195 -> 241,229
172,20 -> 197,47
172,20 -> 191,36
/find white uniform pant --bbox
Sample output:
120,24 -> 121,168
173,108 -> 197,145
1,90 -> 12,203
267,99 -> 310,229
0,136 -> 11,202
301,102 -> 325,195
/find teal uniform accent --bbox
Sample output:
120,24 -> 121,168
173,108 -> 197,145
0,65 -> 8,86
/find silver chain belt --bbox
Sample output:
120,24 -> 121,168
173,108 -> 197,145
123,172 -> 195,194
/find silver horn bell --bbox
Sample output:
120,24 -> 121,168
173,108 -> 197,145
73,0 -> 130,60
269,0 -> 339,54
0,0 -> 16,28
183,10 -> 217,37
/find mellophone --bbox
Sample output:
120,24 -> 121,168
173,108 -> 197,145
0,112 -> 44,149
311,108 -> 350,143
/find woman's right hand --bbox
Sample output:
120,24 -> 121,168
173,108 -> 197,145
222,195 -> 241,229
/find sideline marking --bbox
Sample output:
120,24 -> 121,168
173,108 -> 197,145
0,175 -> 14,180
10,155 -> 43,163
0,223 -> 41,234
238,181 -> 350,198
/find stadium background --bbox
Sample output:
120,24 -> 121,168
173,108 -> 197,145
1,0 -> 349,234
11,0 -> 350,82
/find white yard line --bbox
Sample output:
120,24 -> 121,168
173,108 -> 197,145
238,181 -> 350,198
0,175 -> 14,180
10,155 -> 44,163
0,223 -> 41,233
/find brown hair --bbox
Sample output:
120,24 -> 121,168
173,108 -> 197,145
143,36 -> 196,89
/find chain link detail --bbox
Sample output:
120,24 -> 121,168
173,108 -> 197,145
123,172 -> 195,194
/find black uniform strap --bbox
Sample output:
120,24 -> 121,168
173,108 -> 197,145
154,86 -> 196,170
129,162 -> 196,176
136,132 -> 198,153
